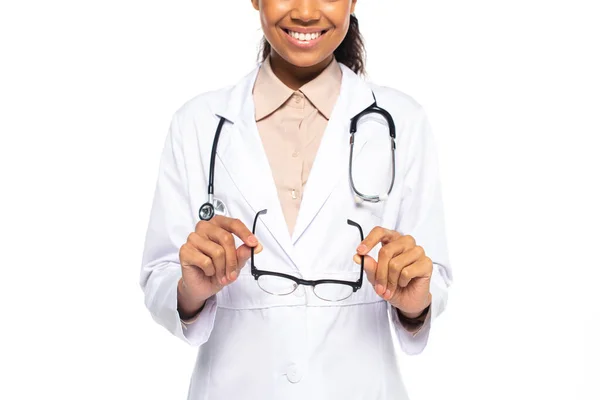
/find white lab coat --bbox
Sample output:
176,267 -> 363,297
140,62 -> 452,400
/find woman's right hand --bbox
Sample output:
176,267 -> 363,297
177,215 -> 262,319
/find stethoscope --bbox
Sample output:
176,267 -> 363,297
198,94 -> 396,221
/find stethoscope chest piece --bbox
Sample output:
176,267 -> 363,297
199,202 -> 214,221
199,197 -> 227,221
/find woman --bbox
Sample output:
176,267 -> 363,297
140,1 -> 452,398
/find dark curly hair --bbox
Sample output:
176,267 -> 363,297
259,14 -> 366,75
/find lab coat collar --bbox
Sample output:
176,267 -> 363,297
211,66 -> 261,124
211,62 -> 375,264
213,62 -> 374,128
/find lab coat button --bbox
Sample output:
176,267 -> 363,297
286,364 -> 302,383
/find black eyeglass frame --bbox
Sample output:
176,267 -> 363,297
250,209 -> 365,297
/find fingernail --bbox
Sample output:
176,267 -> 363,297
229,270 -> 238,281
357,244 -> 367,254
221,277 -> 228,285
256,243 -> 263,253
384,289 -> 392,299
375,284 -> 384,295
248,235 -> 258,245
353,254 -> 361,264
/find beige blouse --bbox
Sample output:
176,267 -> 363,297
252,57 -> 342,236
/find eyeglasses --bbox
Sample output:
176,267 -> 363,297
250,209 -> 365,302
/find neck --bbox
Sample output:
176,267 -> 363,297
269,52 -> 334,90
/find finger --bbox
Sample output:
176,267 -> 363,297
211,217 -> 260,282
356,226 -> 401,256
354,254 -> 377,286
189,227 -> 226,283
203,228 -> 237,284
197,231 -> 229,285
180,242 -> 216,277
235,242 -> 263,272
399,257 -> 432,288
211,216 -> 259,248
373,246 -> 391,297
387,246 -> 423,297
376,237 -> 419,299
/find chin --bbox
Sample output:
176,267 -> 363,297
281,51 -> 331,69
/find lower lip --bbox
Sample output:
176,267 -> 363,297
281,28 -> 327,49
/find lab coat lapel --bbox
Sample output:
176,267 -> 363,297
213,66 -> 295,260
291,64 -> 376,244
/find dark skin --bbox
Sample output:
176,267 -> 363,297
177,0 -> 432,320
251,0 -> 357,89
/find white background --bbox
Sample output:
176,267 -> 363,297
1,0 -> 598,399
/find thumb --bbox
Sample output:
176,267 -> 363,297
354,254 -> 377,285
236,243 -> 263,268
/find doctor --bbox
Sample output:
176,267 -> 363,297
140,0 -> 452,399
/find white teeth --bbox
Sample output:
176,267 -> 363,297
288,30 -> 321,42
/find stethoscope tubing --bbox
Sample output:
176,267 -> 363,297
208,117 -> 226,197
349,101 -> 397,203
200,93 -> 397,220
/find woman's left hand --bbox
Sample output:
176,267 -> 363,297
353,227 -> 432,318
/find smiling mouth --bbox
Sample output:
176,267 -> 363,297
282,28 -> 329,43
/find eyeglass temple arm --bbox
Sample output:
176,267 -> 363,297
251,209 -> 268,272
346,219 -> 365,288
